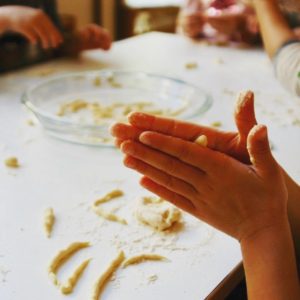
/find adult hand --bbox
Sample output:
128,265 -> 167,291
0,5 -> 63,49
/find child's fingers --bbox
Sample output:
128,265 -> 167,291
120,140 -> 207,188
110,123 -> 142,141
128,112 -> 222,148
124,155 -> 198,200
140,176 -> 196,215
139,131 -> 221,174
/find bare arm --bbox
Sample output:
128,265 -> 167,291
241,218 -> 299,299
252,0 -> 295,58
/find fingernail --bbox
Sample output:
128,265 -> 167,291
139,132 -> 150,144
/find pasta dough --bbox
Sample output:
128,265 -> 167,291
44,208 -> 55,238
93,190 -> 124,206
4,157 -> 19,168
122,254 -> 166,268
91,251 -> 125,300
135,197 -> 182,231
194,135 -> 208,147
48,242 -> 90,286
60,259 -> 91,295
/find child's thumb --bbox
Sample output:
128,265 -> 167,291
247,125 -> 275,174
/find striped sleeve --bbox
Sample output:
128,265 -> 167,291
273,41 -> 300,97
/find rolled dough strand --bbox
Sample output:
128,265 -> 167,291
48,242 -> 90,286
60,258 -> 91,295
122,254 -> 167,268
93,189 -> 124,206
92,207 -> 127,225
44,208 -> 55,238
91,251 -> 125,300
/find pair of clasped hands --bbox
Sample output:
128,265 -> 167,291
0,6 -> 111,51
111,91 -> 289,244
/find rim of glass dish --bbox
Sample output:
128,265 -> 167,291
21,70 -> 213,129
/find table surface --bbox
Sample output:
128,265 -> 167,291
1,32 -> 300,300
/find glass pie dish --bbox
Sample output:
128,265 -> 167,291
22,70 -> 213,146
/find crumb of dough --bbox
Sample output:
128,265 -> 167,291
60,259 -> 91,295
93,76 -> 102,87
148,274 -> 158,284
215,58 -> 224,65
185,62 -> 198,69
210,121 -> 222,128
194,135 -> 208,147
44,208 -> 55,238
135,196 -> 182,231
91,251 -> 125,300
48,242 -> 90,286
92,207 -> 127,225
94,189 -> 124,206
122,254 -> 167,268
4,157 -> 19,168
57,99 -> 89,116
107,76 -> 122,88
26,119 -> 35,126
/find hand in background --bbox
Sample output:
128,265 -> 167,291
177,11 -> 206,38
77,24 -> 112,51
0,5 -> 63,49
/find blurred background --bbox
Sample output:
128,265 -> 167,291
57,0 -> 184,40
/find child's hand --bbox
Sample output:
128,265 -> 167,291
119,124 -> 288,242
0,6 -> 63,49
111,91 -> 257,163
77,24 -> 111,51
177,11 -> 205,38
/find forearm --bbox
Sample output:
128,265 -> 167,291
241,219 -> 300,299
284,170 -> 300,262
252,0 -> 295,58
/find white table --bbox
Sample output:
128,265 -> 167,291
1,32 -> 300,300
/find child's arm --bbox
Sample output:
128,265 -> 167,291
0,5 -> 63,49
114,114 -> 300,299
252,0 -> 295,58
110,91 -> 300,264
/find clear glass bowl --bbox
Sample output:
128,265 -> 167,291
21,70 -> 213,146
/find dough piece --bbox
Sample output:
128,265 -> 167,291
135,197 -> 181,231
4,157 -> 19,168
210,121 -> 222,128
93,189 -> 124,206
48,242 -> 90,286
122,254 -> 167,268
107,75 -> 122,88
44,208 -> 55,238
185,62 -> 198,69
57,99 -> 89,116
194,135 -> 208,147
91,251 -> 125,300
93,76 -> 102,87
60,259 -> 91,295
92,207 -> 127,225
